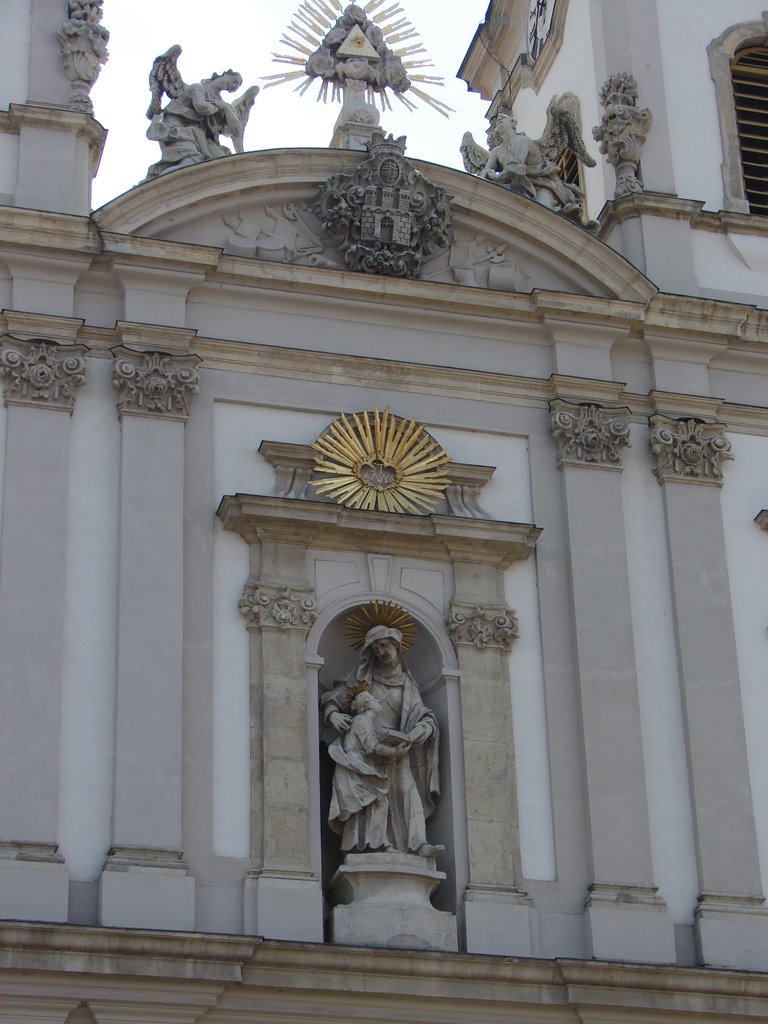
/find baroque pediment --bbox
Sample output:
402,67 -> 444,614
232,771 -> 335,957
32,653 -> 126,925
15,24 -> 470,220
95,148 -> 655,301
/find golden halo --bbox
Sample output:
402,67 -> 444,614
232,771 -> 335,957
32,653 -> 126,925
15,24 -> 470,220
345,601 -> 416,651
310,407 -> 450,515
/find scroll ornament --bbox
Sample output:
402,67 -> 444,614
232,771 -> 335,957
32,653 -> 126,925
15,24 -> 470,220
112,350 -> 200,420
58,0 -> 109,115
0,340 -> 87,411
239,582 -> 318,631
449,604 -> 519,652
650,417 -> 733,485
550,400 -> 631,469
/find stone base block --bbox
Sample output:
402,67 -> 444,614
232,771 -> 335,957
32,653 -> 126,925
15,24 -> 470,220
244,872 -> 323,942
463,885 -> 533,956
0,844 -> 68,922
695,896 -> 768,971
330,851 -> 457,952
100,848 -> 195,931
585,884 -> 676,964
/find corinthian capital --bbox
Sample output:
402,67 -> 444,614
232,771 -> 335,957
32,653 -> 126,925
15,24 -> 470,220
112,348 -> 200,421
0,338 -> 88,412
550,400 -> 631,469
650,416 -> 733,486
449,603 -> 519,652
239,581 -> 318,633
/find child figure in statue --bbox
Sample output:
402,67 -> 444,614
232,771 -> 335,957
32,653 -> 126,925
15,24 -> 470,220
322,625 -> 443,857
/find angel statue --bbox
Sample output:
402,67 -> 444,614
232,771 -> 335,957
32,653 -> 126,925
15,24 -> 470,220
461,94 -> 596,225
144,45 -> 259,181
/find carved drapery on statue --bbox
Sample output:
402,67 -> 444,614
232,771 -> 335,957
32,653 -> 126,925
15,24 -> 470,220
461,95 -> 596,226
144,45 -> 259,180
316,133 -> 453,277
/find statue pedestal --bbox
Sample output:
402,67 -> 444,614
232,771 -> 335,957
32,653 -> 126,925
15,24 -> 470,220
330,851 -> 458,951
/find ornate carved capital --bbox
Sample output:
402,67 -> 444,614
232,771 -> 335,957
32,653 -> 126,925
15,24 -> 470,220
0,338 -> 88,412
449,603 -> 519,652
593,73 -> 652,199
58,0 -> 109,115
550,400 -> 631,470
112,348 -> 200,421
650,416 -> 733,486
239,581 -> 318,633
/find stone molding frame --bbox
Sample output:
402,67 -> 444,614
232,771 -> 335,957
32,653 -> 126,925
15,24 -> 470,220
0,336 -> 88,412
650,415 -> 733,486
239,581 -> 318,632
549,399 -> 631,470
448,603 -> 519,652
111,347 -> 201,421
708,13 -> 768,214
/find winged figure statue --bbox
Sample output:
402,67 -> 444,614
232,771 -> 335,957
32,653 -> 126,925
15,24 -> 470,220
144,44 -> 259,180
461,94 -> 596,225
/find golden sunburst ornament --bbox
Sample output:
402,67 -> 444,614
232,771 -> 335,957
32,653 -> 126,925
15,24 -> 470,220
311,408 -> 450,514
345,600 -> 416,651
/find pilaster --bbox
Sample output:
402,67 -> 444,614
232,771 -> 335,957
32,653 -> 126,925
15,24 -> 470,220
100,345 -> 200,931
0,336 -> 87,921
239,544 -> 323,943
649,408 -> 768,972
550,391 -> 675,964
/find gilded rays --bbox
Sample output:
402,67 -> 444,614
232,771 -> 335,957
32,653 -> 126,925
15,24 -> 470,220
345,600 -> 416,650
311,408 -> 450,514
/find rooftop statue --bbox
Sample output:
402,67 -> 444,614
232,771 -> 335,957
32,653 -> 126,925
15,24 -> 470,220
461,95 -> 597,226
144,45 -> 259,180
58,0 -> 109,116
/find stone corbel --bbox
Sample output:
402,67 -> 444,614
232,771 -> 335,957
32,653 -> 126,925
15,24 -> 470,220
111,347 -> 201,421
650,415 -> 733,486
550,399 -> 631,470
448,603 -> 519,652
0,336 -> 88,412
239,581 -> 318,633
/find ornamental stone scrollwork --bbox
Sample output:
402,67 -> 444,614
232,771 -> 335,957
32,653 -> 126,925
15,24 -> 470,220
315,131 -> 453,279
239,581 -> 318,632
593,73 -> 652,199
111,348 -> 201,421
550,400 -> 631,469
57,0 -> 110,115
448,603 -> 519,653
0,338 -> 88,412
650,416 -> 733,486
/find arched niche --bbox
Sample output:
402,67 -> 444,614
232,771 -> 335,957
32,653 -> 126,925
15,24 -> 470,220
308,596 -> 465,917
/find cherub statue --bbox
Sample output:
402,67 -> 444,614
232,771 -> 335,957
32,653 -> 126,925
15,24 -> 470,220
144,44 -> 259,181
461,94 -> 596,225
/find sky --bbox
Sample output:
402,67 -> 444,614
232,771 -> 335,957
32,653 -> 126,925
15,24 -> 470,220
90,0 -> 495,209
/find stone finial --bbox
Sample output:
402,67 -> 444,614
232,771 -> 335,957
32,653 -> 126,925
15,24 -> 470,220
650,416 -> 733,486
315,131 -> 453,279
448,603 -> 519,652
0,338 -> 88,412
58,0 -> 110,116
239,581 -> 318,632
593,73 -> 652,199
111,348 -> 201,421
550,400 -> 631,469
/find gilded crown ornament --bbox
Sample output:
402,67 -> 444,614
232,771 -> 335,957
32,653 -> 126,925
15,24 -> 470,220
345,601 -> 416,650
311,407 -> 450,513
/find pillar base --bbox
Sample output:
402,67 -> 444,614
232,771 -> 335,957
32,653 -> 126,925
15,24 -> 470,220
695,895 -> 768,972
0,842 -> 68,922
99,847 -> 195,931
244,870 -> 324,942
463,884 -> 533,956
585,884 -> 676,964
331,852 -> 457,952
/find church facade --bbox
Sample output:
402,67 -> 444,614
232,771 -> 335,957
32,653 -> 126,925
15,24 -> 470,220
1,1 -> 768,1021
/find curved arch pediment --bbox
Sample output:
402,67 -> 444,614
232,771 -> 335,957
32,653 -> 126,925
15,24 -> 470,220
95,148 -> 656,303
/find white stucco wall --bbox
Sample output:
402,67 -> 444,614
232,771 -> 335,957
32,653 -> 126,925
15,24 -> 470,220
0,0 -> 32,109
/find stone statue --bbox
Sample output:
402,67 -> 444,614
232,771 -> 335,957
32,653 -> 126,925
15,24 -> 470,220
58,0 -> 109,116
593,73 -> 652,198
144,45 -> 259,180
461,94 -> 597,226
321,625 -> 442,856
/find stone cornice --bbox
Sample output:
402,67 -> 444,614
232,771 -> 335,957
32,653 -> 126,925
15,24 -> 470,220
599,190 -> 768,239
218,494 -> 540,569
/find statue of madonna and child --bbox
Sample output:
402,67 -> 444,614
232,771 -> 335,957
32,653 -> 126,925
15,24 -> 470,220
320,622 -> 444,860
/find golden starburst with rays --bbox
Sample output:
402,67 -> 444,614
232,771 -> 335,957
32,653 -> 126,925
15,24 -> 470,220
263,0 -> 453,117
310,408 -> 451,514
345,600 -> 416,651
